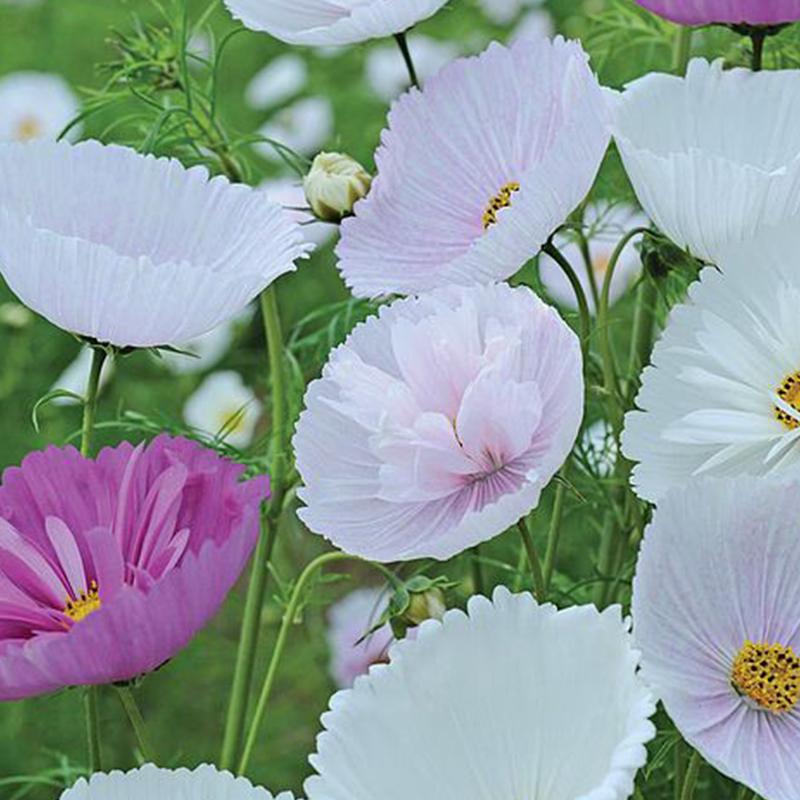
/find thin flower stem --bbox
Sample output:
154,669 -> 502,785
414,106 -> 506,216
517,519 -> 546,603
751,30 -> 766,71
237,551 -> 354,775
220,285 -> 288,770
673,26 -> 693,76
542,476 -> 568,596
80,347 -> 107,458
470,545 -> 485,595
116,685 -> 157,763
627,276 -> 658,391
83,687 -> 103,772
394,31 -> 420,89
679,751 -> 703,800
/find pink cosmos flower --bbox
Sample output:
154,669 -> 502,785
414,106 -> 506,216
327,587 -> 393,689
293,283 -> 583,562
634,0 -> 800,25
0,435 -> 267,700
336,36 -> 610,298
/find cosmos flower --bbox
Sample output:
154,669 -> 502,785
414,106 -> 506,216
0,71 -> 80,142
633,477 -> 800,800
538,202 -> 649,314
364,35 -> 458,102
634,0 -> 800,25
0,435 -> 267,700
0,140 -> 308,348
306,587 -> 656,800
327,587 -> 393,689
183,371 -> 260,449
611,59 -> 800,264
337,36 -> 609,297
293,282 -> 583,562
245,54 -> 309,110
222,0 -> 450,47
623,224 -> 800,502
256,97 -> 334,164
260,178 -> 338,249
60,764 -> 292,800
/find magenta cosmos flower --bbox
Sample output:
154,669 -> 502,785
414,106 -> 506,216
336,36 -> 610,297
293,283 -> 583,562
634,0 -> 800,25
0,435 -> 267,700
633,478 -> 800,800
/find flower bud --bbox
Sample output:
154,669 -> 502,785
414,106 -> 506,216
389,576 -> 450,639
304,151 -> 372,222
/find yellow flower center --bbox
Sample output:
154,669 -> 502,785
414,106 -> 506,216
775,371 -> 800,430
14,115 -> 42,141
64,580 -> 102,623
482,182 -> 520,230
731,640 -> 800,713
218,407 -> 247,436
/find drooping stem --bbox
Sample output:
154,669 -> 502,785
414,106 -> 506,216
220,285 -> 288,770
116,685 -> 157,763
394,31 -> 420,89
517,519 -> 546,603
679,751 -> 703,800
80,347 -> 107,457
84,687 -> 103,773
542,476 -> 568,596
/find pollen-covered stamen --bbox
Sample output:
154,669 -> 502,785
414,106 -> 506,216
64,580 -> 102,623
775,371 -> 800,430
731,640 -> 800,713
482,182 -> 520,230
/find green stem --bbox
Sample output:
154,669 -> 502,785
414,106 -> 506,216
237,551 -> 353,775
673,738 -> 685,800
470,545 -> 485,595
735,787 -> 758,800
220,285 -> 287,770
679,751 -> 703,800
751,30 -> 765,71
116,685 -> 157,763
80,347 -> 107,457
627,276 -> 658,393
542,477 -> 568,596
394,31 -> 420,89
84,687 -> 102,772
673,25 -> 693,75
517,519 -> 546,603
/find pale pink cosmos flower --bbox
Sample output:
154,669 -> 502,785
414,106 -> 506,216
635,0 -> 800,25
337,36 -> 610,297
293,283 -> 583,562
0,435 -> 267,700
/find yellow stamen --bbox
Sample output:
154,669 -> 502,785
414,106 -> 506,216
14,115 -> 42,141
775,371 -> 800,430
731,640 -> 800,713
64,580 -> 102,623
482,182 -> 520,230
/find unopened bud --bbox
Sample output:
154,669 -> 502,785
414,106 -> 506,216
304,151 -> 372,222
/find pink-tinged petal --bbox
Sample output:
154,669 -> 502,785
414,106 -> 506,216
0,518 -> 65,606
45,517 -> 87,597
83,527 -> 125,602
635,0 -> 800,24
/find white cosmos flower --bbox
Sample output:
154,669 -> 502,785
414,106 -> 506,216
256,97 -> 334,163
623,221 -> 800,502
51,347 -> 115,407
0,139 -> 308,348
184,371 -> 260,449
305,587 -> 656,800
260,178 -> 338,249
60,764 -> 293,800
364,35 -> 458,102
611,59 -> 800,264
246,54 -> 309,110
223,0 -> 451,47
581,420 -> 618,478
0,71 -> 80,142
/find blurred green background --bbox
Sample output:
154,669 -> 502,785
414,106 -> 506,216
0,0 -> 794,796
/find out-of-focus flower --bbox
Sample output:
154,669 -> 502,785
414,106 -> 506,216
633,478 -> 800,800
0,435 -> 267,700
222,0 -> 450,46
327,587 -> 393,689
337,37 -> 609,297
611,59 -> 800,264
511,8 -> 555,40
245,54 -> 309,110
183,371 -> 260,450
0,301 -> 32,329
0,71 -> 80,142
581,420 -> 618,478
60,764 -> 293,800
634,0 -> 800,24
306,587 -> 656,800
260,178 -> 338,250
479,0 -> 546,25
304,152 -> 372,222
293,283 -> 583,562
256,97 -> 334,163
50,347 -> 115,407
538,203 -> 649,314
0,140 -> 308,348
364,35 -> 457,102
623,223 -> 800,502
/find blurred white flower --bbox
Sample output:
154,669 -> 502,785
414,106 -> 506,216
184,371 -> 260,449
581,420 -> 618,478
479,0 -> 547,25
188,32 -> 212,62
261,178 -> 338,250
511,8 -> 555,41
256,97 -> 334,163
365,35 -> 458,102
0,301 -> 32,329
51,347 -> 115,407
245,54 -> 309,110
0,72 -> 80,142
